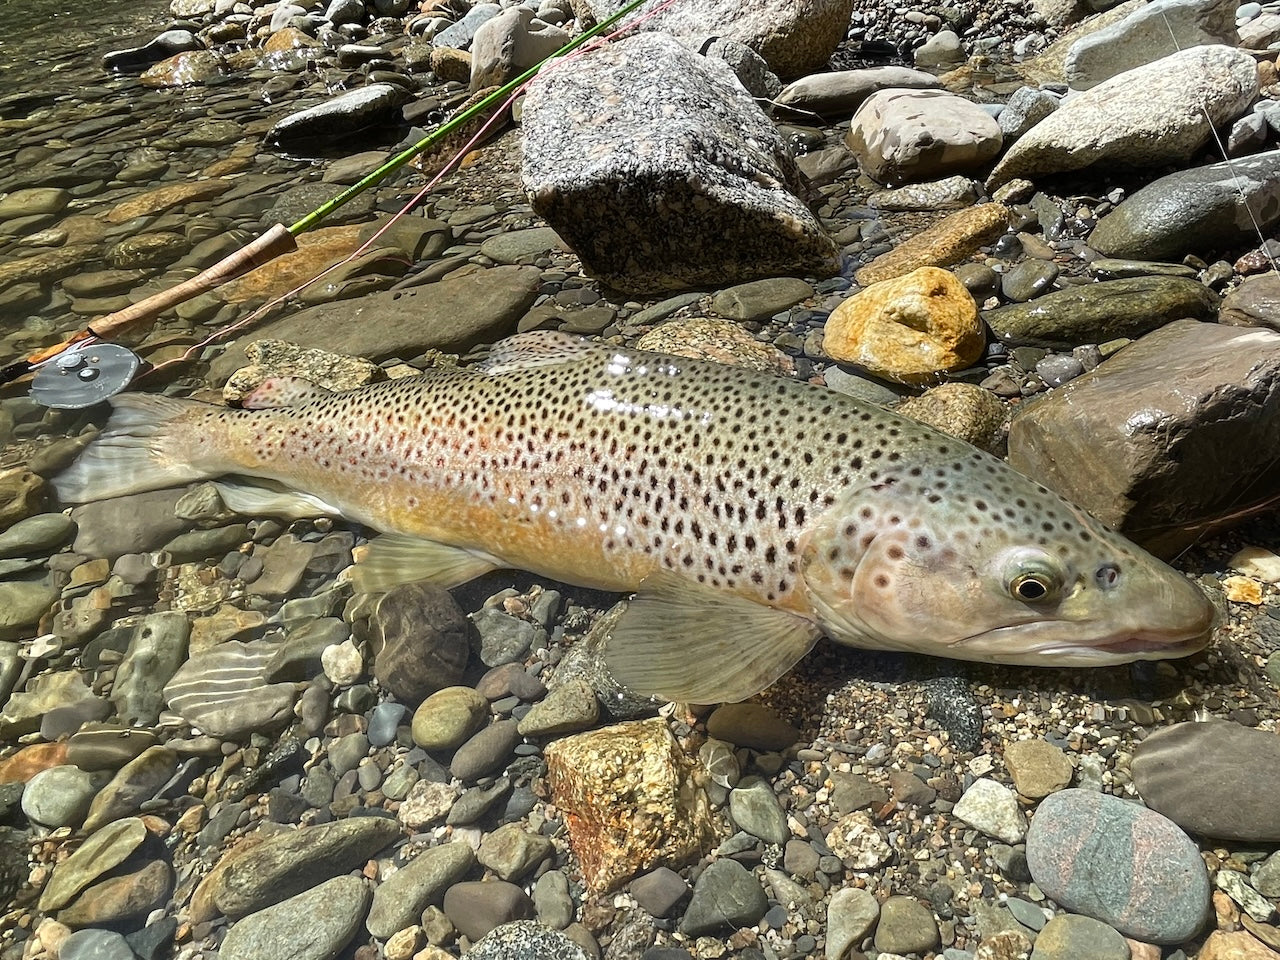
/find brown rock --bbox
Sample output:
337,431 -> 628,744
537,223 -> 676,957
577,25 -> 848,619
1003,739 -> 1073,799
371,582 -> 471,705
823,266 -> 984,384
105,180 -> 232,225
219,225 -> 363,303
430,47 -> 472,84
1198,930 -> 1280,960
139,50 -> 227,87
57,858 -> 173,928
1221,272 -> 1280,330
1008,319 -> 1280,556
82,746 -> 178,832
545,718 -> 714,893
855,204 -> 1010,285
0,248 -> 98,295
895,382 -> 1007,454
975,929 -> 1033,960
635,318 -> 795,377
263,26 -> 319,52
0,742 -> 68,784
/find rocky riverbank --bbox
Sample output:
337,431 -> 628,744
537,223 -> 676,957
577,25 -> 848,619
2,0 -> 1280,959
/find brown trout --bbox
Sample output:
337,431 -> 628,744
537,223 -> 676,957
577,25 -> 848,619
54,331 -> 1215,703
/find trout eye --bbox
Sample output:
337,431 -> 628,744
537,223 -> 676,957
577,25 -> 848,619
1011,574 -> 1052,602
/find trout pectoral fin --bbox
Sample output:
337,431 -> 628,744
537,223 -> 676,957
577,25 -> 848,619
604,572 -> 821,705
213,478 -> 344,519
351,532 -> 499,594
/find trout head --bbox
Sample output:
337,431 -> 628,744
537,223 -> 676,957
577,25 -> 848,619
798,462 -> 1216,667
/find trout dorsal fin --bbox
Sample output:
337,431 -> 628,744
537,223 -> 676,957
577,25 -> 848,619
240,376 -> 335,409
479,331 -> 600,375
603,571 -> 822,705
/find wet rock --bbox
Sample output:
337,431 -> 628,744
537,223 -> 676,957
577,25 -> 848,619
163,639 -> 297,739
66,727 -> 158,772
823,266 -> 984,384
397,779 -> 459,830
1029,914 -> 1129,959
984,276 -> 1217,349
569,0 -> 855,77
634,318 -> 795,376
139,50 -> 227,87
224,340 -> 385,405
59,858 -> 173,929
0,670 -> 95,738
39,818 -> 148,912
450,718 -> 521,782
443,880 -> 536,941
369,581 -> 471,704
433,3 -> 501,48
856,203 -> 1010,285
103,29 -> 203,71
775,66 -> 939,117
477,822 -> 555,881
59,929 -> 136,960
868,175 -> 980,212
1222,272 -> 1280,330
467,921 -> 590,960
112,612 -> 190,725
728,776 -> 789,846
480,227 -> 565,265
411,686 -> 490,751
545,718 -> 714,893
69,490 -> 186,561
1007,319 -> 1280,554
896,383 -> 1008,455
471,607 -> 539,666
470,6 -> 569,89
0,578 -> 59,642
826,887 -> 880,960
955,778 -> 1027,843
82,746 -> 177,832
198,817 -> 399,919
826,812 -> 893,868
0,469 -> 46,528
516,678 -> 599,737
1131,720 -> 1280,842
1004,739 -> 1073,799
874,896 -> 940,955
988,45 -> 1257,187
679,858 -> 769,936
522,33 -> 837,295
223,266 -> 540,366
631,867 -> 690,918
1197,931 -> 1280,960
705,703 -> 800,751
220,875 -> 370,960
1064,0 -> 1238,90
1090,150 -> 1280,261
20,766 -> 104,829
847,89 -> 1002,186
366,842 -> 475,939
265,83 -> 408,151
1026,788 -> 1210,943
710,277 -> 813,323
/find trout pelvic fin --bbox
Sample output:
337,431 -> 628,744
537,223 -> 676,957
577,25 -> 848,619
212,478 -> 344,519
351,532 -> 499,594
479,330 -> 599,375
604,571 -> 822,705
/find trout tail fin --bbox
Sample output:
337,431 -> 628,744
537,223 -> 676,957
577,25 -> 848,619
54,393 -> 220,503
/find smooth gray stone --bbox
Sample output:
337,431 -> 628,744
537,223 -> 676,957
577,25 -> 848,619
220,875 -> 370,960
443,880 -> 536,941
728,776 -> 790,846
1090,150 -> 1280,260
112,612 -> 191,725
20,765 -> 106,829
366,842 -> 476,939
264,83 -> 408,150
433,3 -> 501,49
0,513 -> 75,558
59,929 -> 138,960
679,858 -> 768,936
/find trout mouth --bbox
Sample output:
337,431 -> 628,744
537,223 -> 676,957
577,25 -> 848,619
950,622 -> 1215,665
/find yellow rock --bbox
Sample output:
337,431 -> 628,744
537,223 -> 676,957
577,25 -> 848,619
1197,930 -> 1280,960
105,180 -> 231,225
263,26 -> 318,53
1223,575 -> 1265,605
219,225 -> 365,304
823,266 -> 984,385
545,717 -> 713,894
1230,546 -> 1280,583
855,203 -> 1010,285
430,46 -> 472,84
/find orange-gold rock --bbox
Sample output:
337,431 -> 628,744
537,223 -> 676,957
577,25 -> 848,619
545,718 -> 713,894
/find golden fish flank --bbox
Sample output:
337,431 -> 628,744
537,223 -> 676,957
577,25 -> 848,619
54,331 -> 1216,704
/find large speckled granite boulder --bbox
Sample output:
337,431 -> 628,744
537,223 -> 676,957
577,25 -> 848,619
567,0 -> 854,77
521,33 -> 838,295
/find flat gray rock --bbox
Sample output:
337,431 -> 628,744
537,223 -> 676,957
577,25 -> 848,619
214,266 -> 541,378
1008,319 -> 1280,555
221,875 -> 370,960
521,33 -> 837,295
366,842 -> 475,938
1089,150 -> 1280,261
163,639 -> 296,739
775,66 -> 940,118
1132,720 -> 1280,842
1064,0 -> 1238,90
568,0 -> 854,77
988,45 -> 1257,187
